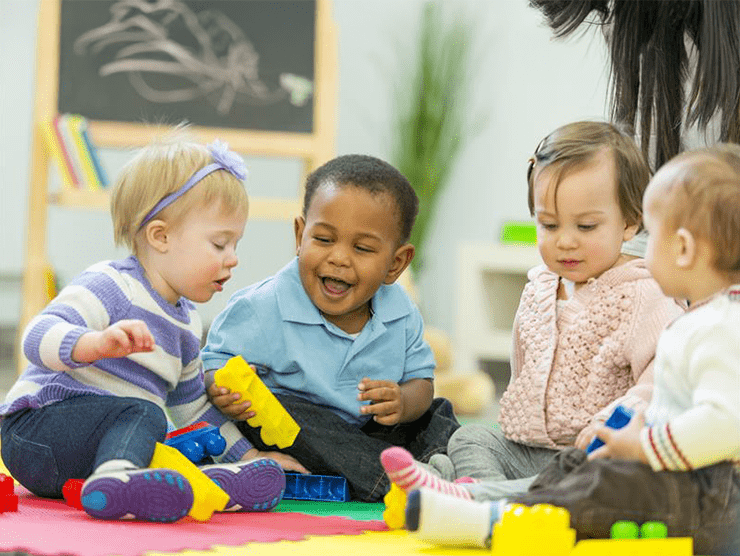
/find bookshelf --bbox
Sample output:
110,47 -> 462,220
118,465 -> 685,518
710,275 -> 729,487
454,242 -> 542,378
18,0 -> 337,374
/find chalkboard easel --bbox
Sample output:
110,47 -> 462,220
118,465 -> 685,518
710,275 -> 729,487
18,0 -> 337,373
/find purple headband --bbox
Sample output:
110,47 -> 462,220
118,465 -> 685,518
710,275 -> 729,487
139,140 -> 247,229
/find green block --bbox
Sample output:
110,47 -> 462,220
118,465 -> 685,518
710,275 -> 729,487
500,222 -> 537,245
640,521 -> 668,538
610,520 -> 640,539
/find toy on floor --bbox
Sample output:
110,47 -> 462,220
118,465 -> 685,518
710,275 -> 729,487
586,405 -> 633,454
382,483 -> 407,529
569,519 -> 692,555
214,355 -> 300,449
149,442 -> 229,521
0,474 -> 18,513
491,503 -> 576,556
283,473 -> 349,502
62,478 -> 84,510
165,421 -> 226,463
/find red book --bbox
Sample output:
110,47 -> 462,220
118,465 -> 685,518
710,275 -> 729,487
52,114 -> 80,187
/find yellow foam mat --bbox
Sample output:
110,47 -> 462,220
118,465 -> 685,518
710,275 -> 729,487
146,531 -> 490,556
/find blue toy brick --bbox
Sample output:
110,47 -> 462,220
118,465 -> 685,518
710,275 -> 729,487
586,405 -> 634,454
283,473 -> 350,502
165,423 -> 227,463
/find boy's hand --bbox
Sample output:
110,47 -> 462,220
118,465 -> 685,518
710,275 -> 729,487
206,382 -> 255,420
72,319 -> 154,363
357,377 -> 403,426
242,448 -> 310,474
587,410 -> 649,464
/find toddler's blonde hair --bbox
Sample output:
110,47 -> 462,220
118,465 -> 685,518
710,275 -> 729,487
111,130 -> 249,254
651,143 -> 740,277
527,121 -> 650,230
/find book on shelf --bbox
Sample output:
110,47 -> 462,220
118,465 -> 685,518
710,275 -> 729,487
41,114 -> 108,191
66,114 -> 101,190
56,114 -> 84,188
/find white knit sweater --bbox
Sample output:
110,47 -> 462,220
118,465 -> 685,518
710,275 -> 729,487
499,259 -> 685,449
641,286 -> 740,471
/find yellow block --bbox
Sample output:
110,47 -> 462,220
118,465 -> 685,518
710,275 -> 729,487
214,356 -> 300,448
569,537 -> 693,556
382,483 -> 407,530
492,503 -> 576,556
150,442 -> 229,521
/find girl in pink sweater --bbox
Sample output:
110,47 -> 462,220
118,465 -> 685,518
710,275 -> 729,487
380,121 -> 685,499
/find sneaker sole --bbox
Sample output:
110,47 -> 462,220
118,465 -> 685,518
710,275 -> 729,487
202,459 -> 285,511
81,470 -> 193,522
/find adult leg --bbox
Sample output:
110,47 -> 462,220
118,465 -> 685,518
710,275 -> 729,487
447,424 -> 557,481
1,396 -> 167,498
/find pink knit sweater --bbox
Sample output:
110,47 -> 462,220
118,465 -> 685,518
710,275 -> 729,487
499,259 -> 685,449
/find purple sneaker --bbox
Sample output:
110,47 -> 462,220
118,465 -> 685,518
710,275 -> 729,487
201,458 -> 285,511
80,468 -> 193,522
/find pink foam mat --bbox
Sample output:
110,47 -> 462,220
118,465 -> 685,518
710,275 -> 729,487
0,487 -> 388,556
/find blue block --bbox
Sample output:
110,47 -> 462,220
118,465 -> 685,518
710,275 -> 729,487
586,405 -> 633,454
283,473 -> 350,502
165,422 -> 227,463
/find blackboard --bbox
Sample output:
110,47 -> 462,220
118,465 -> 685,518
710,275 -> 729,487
58,0 -> 316,133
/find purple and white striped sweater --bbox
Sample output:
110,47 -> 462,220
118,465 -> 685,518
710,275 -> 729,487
0,256 -> 251,463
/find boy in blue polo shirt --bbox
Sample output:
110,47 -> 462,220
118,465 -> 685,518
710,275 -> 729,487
202,154 -> 460,501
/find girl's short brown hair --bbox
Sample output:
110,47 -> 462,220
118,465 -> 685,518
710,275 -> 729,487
527,121 -> 650,229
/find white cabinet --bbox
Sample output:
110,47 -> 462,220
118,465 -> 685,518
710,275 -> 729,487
455,242 -> 541,374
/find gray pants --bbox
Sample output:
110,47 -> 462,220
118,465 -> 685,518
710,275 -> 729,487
428,423 -> 561,500
511,448 -> 740,556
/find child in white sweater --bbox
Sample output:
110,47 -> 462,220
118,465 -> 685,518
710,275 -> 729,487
402,144 -> 740,556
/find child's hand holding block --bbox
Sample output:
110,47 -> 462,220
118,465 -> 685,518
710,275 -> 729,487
586,405 -> 633,454
214,356 -> 300,449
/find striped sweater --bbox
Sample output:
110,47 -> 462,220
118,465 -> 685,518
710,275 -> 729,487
641,286 -> 740,471
0,256 -> 251,463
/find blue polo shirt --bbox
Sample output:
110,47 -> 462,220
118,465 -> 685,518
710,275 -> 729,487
202,258 -> 436,425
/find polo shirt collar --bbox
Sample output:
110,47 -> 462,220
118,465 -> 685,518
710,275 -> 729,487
275,257 -> 411,325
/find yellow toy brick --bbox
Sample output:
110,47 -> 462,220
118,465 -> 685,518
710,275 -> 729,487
150,442 -> 229,521
569,537 -> 693,556
214,355 -> 300,449
382,483 -> 407,529
491,503 -> 576,556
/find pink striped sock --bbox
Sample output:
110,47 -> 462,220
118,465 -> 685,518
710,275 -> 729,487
380,447 -> 471,500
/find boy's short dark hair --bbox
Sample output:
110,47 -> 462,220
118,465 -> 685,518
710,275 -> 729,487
302,154 -> 419,244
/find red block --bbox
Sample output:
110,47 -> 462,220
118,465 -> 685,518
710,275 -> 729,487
0,474 -> 13,496
62,478 -> 85,510
166,421 -> 209,439
0,474 -> 18,513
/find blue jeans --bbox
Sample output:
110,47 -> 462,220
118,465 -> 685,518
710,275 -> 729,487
1,395 -> 167,498
236,394 -> 460,502
509,448 -> 740,556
